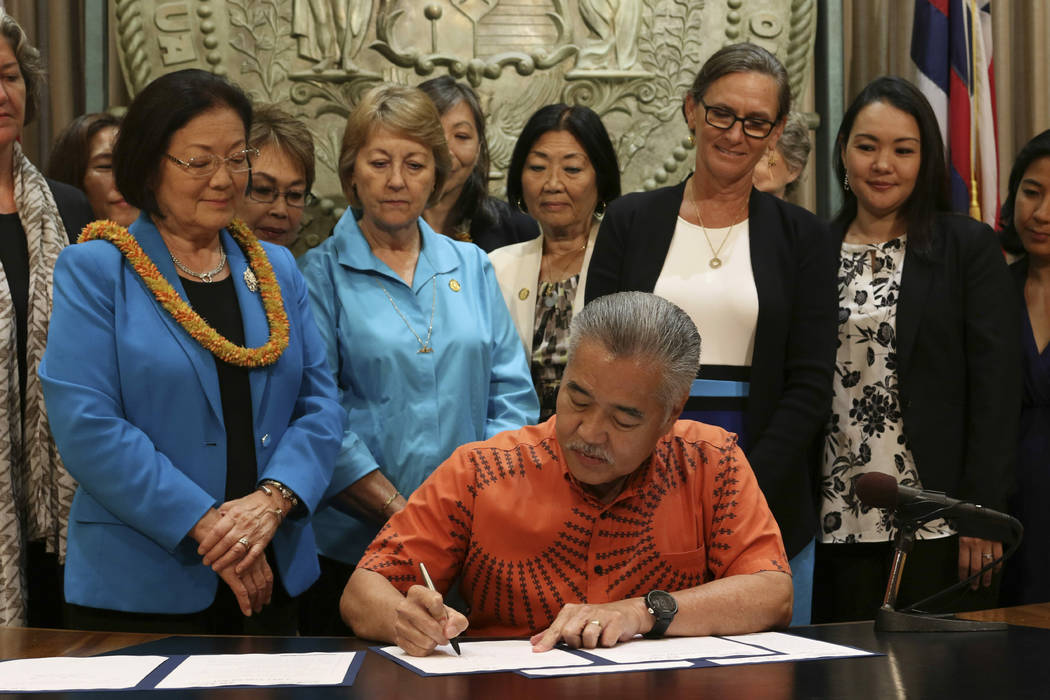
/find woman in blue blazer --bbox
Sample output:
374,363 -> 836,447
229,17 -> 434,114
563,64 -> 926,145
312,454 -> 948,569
38,70 -> 343,634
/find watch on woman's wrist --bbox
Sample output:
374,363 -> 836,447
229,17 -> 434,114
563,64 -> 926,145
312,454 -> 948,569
643,589 -> 678,639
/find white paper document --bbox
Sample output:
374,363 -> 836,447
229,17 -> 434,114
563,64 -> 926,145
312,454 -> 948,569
0,655 -> 167,692
521,660 -> 693,677
711,632 -> 874,665
379,639 -> 592,675
379,633 -> 875,678
583,634 -> 778,663
154,651 -> 358,689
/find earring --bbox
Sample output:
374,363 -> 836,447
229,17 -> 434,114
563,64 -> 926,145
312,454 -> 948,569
768,151 -> 777,168
843,172 -> 850,191
515,198 -> 527,213
688,133 -> 695,147
593,201 -> 606,221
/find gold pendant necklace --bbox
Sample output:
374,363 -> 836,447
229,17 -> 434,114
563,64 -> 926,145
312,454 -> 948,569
688,188 -> 747,269
540,238 -> 588,307
377,277 -> 437,353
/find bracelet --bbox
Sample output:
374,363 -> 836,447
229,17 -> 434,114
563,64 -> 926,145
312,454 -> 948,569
264,507 -> 284,522
260,479 -> 299,509
381,489 -> 399,511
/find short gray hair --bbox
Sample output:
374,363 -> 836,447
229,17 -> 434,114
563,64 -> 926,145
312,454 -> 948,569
778,112 -> 811,197
567,292 -> 700,411
0,9 -> 44,125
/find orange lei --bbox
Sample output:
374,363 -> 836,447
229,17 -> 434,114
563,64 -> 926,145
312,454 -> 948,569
79,219 -> 290,367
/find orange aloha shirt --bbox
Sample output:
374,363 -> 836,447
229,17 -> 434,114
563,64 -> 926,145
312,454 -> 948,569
358,417 -> 789,637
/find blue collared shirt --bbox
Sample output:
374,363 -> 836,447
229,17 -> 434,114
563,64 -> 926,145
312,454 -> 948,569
299,212 -> 539,563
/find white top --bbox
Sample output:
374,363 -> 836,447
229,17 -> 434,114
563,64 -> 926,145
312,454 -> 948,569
488,229 -> 597,355
821,237 -> 951,542
653,216 -> 759,367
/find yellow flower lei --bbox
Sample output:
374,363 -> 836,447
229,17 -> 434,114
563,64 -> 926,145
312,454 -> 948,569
79,218 -> 290,367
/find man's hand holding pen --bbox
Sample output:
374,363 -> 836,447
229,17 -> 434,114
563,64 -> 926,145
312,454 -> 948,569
393,584 -> 469,657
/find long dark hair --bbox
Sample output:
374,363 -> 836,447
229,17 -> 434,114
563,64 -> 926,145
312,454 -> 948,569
999,129 -> 1050,256
833,76 -> 949,254
418,76 -> 496,231
47,112 -> 122,193
506,104 -> 621,213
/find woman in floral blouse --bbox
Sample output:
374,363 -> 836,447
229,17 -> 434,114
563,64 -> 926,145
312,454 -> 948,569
813,77 -> 1020,622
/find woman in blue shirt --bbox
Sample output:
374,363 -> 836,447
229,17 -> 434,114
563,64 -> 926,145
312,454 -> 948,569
298,85 -> 539,634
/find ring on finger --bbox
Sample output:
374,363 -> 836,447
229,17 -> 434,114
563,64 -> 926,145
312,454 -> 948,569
588,619 -> 602,628
238,537 -> 251,549
982,553 -> 994,560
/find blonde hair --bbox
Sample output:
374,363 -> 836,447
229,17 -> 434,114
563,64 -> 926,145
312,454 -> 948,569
338,84 -> 450,208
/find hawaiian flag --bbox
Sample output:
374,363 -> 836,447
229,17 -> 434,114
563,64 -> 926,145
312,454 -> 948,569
911,0 -> 998,226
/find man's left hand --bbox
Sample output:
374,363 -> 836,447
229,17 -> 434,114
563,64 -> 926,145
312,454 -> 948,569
530,599 -> 649,652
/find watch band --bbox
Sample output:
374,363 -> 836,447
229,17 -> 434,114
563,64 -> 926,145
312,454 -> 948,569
643,589 -> 678,639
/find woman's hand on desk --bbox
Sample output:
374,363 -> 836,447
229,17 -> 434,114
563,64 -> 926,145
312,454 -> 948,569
530,599 -> 649,652
394,584 -> 469,657
194,490 -> 283,573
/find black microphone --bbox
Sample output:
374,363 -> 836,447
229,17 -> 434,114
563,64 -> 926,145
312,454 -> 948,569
855,472 -> 1022,542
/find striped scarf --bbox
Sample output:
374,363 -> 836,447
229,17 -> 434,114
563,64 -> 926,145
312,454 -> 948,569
0,142 -> 76,626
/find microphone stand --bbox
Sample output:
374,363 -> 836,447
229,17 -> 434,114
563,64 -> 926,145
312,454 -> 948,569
874,516 -> 1007,633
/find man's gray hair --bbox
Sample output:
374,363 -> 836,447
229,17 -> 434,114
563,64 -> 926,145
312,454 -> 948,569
567,292 -> 701,410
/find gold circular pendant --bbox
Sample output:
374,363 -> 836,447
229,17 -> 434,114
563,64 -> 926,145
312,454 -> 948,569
709,257 -> 722,269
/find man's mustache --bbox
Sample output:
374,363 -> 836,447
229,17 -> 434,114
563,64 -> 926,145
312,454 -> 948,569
565,440 -> 612,464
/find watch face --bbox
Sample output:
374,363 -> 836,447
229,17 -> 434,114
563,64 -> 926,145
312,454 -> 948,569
647,590 -> 678,616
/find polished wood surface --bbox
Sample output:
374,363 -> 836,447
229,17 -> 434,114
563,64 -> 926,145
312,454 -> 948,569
0,627 -> 165,660
957,602 -> 1050,629
3,608 -> 1050,699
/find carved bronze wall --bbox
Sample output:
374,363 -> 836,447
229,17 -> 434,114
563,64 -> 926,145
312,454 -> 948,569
114,0 -> 816,252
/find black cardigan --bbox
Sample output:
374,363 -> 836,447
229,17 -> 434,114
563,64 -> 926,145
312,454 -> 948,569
828,214 -> 1020,514
585,180 -> 837,558
470,198 -> 539,252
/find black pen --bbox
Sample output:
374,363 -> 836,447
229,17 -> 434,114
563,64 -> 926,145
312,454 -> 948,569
419,562 -> 461,655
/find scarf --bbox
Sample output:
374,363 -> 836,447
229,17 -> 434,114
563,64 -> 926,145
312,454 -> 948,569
0,142 -> 76,626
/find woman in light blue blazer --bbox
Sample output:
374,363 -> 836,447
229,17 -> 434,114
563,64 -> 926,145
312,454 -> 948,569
38,69 -> 344,634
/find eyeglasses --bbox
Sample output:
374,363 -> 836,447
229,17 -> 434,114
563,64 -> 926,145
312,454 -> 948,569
164,147 -> 259,178
247,184 -> 316,209
699,99 -> 776,139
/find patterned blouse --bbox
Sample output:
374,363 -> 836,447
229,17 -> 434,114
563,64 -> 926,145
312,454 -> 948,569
531,276 -> 578,421
821,237 -> 951,543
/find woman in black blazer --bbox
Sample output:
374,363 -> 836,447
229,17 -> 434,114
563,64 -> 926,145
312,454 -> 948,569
813,77 -> 1019,622
997,129 -> 1050,606
586,44 -> 837,626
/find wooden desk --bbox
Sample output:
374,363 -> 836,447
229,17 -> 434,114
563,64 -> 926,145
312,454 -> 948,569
4,608 -> 1050,698
957,601 -> 1050,629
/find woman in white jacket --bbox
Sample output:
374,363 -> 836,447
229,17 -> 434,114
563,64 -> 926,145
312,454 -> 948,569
489,104 -> 620,421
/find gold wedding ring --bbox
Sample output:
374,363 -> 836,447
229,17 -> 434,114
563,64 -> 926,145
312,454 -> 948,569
238,537 -> 251,548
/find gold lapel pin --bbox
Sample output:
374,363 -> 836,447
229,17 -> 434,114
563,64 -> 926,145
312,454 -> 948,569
518,288 -> 530,300
449,279 -> 461,292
